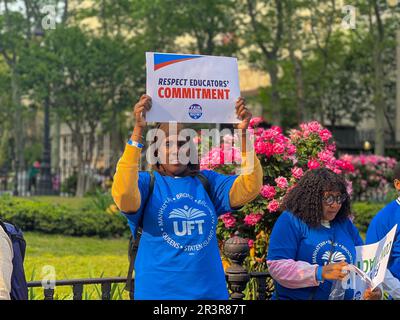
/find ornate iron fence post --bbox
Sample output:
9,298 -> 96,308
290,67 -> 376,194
73,284 -> 83,300
44,288 -> 54,300
224,235 -> 250,300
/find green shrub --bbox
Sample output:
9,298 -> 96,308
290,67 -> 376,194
86,189 -> 114,212
352,202 -> 386,234
0,195 -> 129,238
61,173 -> 78,195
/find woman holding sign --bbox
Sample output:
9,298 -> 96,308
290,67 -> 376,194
112,94 -> 263,299
267,168 -> 382,300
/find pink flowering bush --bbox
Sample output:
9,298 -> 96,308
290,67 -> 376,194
340,154 -> 397,201
201,119 -> 354,271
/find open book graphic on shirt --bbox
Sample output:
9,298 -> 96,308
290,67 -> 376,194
168,206 -> 207,219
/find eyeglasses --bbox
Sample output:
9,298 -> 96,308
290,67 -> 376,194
322,194 -> 347,206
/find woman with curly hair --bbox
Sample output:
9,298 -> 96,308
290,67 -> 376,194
267,168 -> 381,300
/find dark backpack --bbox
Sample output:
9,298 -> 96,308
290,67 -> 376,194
0,220 -> 28,300
125,171 -> 211,299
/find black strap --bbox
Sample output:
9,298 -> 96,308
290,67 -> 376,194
125,171 -> 210,298
125,171 -> 154,296
196,173 -> 211,198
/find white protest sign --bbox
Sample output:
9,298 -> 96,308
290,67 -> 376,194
348,224 -> 397,299
145,52 -> 241,123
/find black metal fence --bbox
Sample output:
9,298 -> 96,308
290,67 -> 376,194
27,274 -> 274,301
27,235 -> 275,300
27,277 -> 128,300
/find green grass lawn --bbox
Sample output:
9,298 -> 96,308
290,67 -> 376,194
24,232 -> 130,300
18,196 -> 91,209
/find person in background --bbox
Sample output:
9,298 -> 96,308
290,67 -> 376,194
366,162 -> 400,299
111,94 -> 263,299
0,221 -> 13,300
267,168 -> 381,300
28,160 -> 40,195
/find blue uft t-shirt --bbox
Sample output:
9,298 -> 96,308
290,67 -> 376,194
366,198 -> 400,280
122,170 -> 237,300
267,211 -> 364,300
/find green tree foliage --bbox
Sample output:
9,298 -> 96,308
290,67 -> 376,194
18,26 -> 144,195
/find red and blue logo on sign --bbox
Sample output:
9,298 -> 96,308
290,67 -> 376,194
154,53 -> 202,71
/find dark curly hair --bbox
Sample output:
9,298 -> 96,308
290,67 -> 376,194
281,168 -> 351,228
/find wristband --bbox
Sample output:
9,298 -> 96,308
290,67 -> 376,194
127,139 -> 144,149
316,266 -> 324,282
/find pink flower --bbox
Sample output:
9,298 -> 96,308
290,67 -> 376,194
254,141 -> 266,155
222,145 -> 241,164
275,176 -> 288,189
289,129 -> 302,141
333,168 -> 342,175
249,116 -> 265,128
335,159 -> 355,173
262,129 -> 275,140
318,150 -> 335,165
273,143 -> 285,155
307,121 -> 322,133
319,129 -> 332,142
346,180 -> 353,197
223,134 -> 235,145
327,144 -> 336,152
244,213 -> 263,226
220,213 -> 236,228
287,144 -> 297,156
267,199 -> 280,213
248,239 -> 254,248
264,143 -> 275,157
307,159 -> 320,170
260,185 -> 276,199
291,167 -> 304,179
211,149 -> 223,166
270,126 -> 283,134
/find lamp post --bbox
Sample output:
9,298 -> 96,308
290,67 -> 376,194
11,139 -> 18,196
34,26 -> 53,195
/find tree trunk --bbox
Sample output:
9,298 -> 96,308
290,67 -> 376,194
395,30 -> 400,143
75,143 -> 85,197
76,170 -> 86,197
11,69 -> 25,171
287,51 -> 306,124
267,61 -> 281,126
286,1 -> 305,124
373,44 -> 385,155
110,111 -> 123,171
371,0 -> 385,155
52,113 -> 61,170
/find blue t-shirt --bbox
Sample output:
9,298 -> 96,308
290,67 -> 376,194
267,211 -> 363,300
122,170 -> 237,300
366,199 -> 400,280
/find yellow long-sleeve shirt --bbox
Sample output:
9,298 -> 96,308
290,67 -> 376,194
112,145 -> 263,213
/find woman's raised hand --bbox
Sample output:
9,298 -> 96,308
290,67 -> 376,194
234,97 -> 252,130
133,94 -> 152,129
